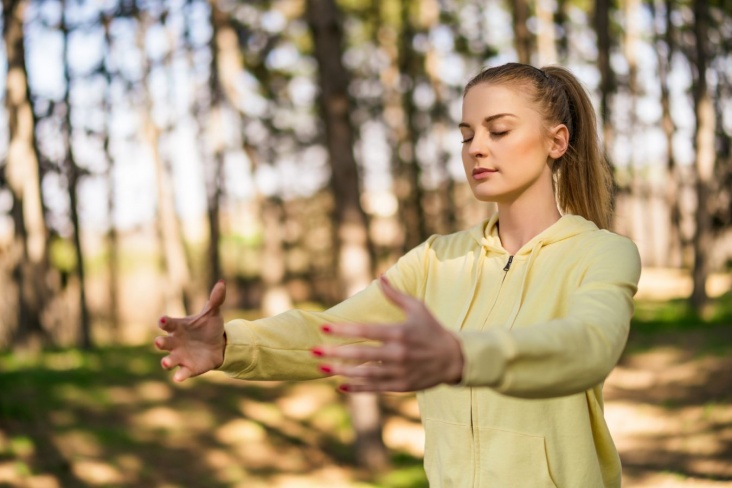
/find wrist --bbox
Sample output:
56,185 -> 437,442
445,331 -> 465,384
213,331 -> 227,370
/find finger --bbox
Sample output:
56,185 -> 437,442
160,354 -> 180,370
203,279 -> 227,315
324,362 -> 393,380
321,322 -> 405,342
154,335 -> 177,352
339,380 -> 409,394
173,366 -> 194,382
379,275 -> 419,311
318,342 -> 406,363
158,316 -> 177,333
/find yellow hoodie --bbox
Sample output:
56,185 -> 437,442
219,213 -> 641,487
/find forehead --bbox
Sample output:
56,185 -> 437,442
461,83 -> 537,122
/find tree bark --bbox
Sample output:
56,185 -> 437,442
2,0 -> 50,349
307,0 -> 388,472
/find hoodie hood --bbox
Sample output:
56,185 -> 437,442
469,213 -> 600,255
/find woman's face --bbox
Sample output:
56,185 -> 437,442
459,82 -> 560,205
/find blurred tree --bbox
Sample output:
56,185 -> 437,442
3,0 -> 51,348
204,0 -> 226,292
650,0 -> 683,267
689,0 -> 716,313
135,1 -> 194,317
307,0 -> 388,472
594,0 -> 618,167
100,7 -> 121,337
60,0 -> 92,349
536,0 -> 558,65
511,0 -> 534,64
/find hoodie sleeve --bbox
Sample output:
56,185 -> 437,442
218,237 -> 433,381
455,235 -> 641,398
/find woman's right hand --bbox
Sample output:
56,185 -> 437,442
154,280 -> 227,382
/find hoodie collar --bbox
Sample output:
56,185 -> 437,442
470,213 -> 599,256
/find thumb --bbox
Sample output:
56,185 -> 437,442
379,275 -> 416,311
204,279 -> 227,314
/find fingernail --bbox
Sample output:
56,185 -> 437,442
319,364 -> 332,374
160,317 -> 167,324
217,279 -> 224,284
321,325 -> 332,334
311,348 -> 324,357
338,384 -> 350,393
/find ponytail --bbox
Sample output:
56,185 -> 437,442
464,63 -> 615,229
542,66 -> 614,230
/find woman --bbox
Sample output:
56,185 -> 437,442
155,63 -> 641,487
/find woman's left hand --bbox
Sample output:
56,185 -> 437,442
313,276 -> 465,393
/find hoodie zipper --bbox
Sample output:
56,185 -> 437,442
471,254 -> 514,486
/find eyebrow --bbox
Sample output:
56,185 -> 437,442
458,113 -> 517,129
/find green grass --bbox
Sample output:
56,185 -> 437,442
0,346 -> 427,487
632,292 -> 732,332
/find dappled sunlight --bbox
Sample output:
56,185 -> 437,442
72,459 -> 126,485
605,329 -> 732,485
276,382 -> 339,420
2,334 -> 729,487
53,430 -> 103,457
383,417 -> 425,457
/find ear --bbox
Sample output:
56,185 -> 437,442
547,124 -> 569,160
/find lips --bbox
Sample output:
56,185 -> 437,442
472,167 -> 497,180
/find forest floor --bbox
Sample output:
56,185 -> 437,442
0,269 -> 731,487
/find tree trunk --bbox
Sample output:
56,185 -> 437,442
61,0 -> 93,349
2,0 -> 50,349
512,0 -> 533,64
205,0 -> 228,291
652,0 -> 682,267
594,0 -> 617,167
135,4 -> 192,317
396,0 -> 428,251
101,12 -> 121,339
307,0 -> 388,472
555,0 -> 570,63
536,0 -> 558,65
690,0 -> 715,314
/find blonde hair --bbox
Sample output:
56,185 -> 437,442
464,63 -> 614,230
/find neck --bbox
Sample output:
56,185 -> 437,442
496,196 -> 561,255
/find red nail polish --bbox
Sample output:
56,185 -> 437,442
321,325 -> 332,333
311,348 -> 324,357
319,365 -> 332,374
160,317 -> 167,324
338,384 -> 350,393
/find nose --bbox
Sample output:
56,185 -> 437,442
467,133 -> 487,159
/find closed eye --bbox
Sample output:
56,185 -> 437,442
461,137 -> 473,144
491,131 -> 508,138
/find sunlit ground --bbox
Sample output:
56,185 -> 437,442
1,269 -> 731,487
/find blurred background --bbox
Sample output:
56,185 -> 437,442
0,0 -> 731,486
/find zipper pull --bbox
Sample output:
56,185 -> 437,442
503,255 -> 514,272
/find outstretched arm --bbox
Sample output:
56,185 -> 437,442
154,280 -> 227,382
